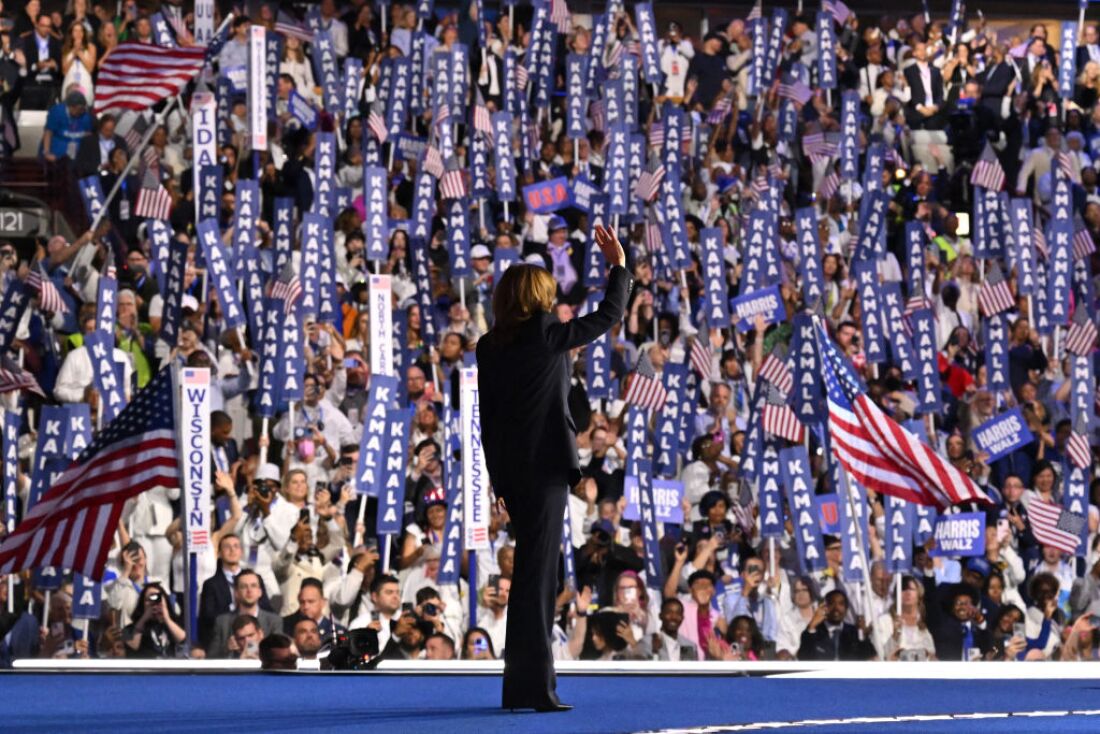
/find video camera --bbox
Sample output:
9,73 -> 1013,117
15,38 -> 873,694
326,628 -> 382,671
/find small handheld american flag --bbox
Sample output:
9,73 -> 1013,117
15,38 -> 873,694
977,261 -> 1014,318
0,353 -> 45,397
689,335 -> 713,381
969,142 -> 1005,192
758,345 -> 793,396
1028,500 -> 1084,555
1065,307 -> 1098,357
1067,413 -> 1092,471
135,168 -> 173,221
25,267 -> 68,315
367,106 -> 388,143
622,354 -> 668,411
270,259 -> 303,316
634,161 -> 666,203
761,384 -> 804,443
439,157 -> 468,200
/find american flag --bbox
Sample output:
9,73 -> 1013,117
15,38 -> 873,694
589,98 -> 607,133
1067,425 -> 1092,471
635,163 -> 666,203
977,261 -> 1014,318
905,294 -> 932,317
1028,500 -> 1084,555
135,168 -> 173,221
275,12 -> 314,43
472,90 -> 493,141
94,43 -> 206,114
0,353 -> 45,397
513,63 -> 529,91
439,158 -> 468,200
270,259 -> 302,315
367,107 -> 388,143
758,347 -> 793,395
746,0 -> 763,21
25,267 -> 68,315
606,40 -> 623,69
0,368 -> 179,578
1056,151 -> 1080,183
706,93 -> 734,126
645,221 -> 662,255
550,0 -> 572,33
822,0 -> 852,25
422,145 -> 444,179
762,385 -> 804,443
1065,307 -> 1097,356
817,322 -> 992,509
647,123 -> 665,149
777,77 -> 813,105
123,112 -> 151,153
803,132 -> 838,166
969,143 -> 1005,191
623,356 -> 668,411
819,170 -> 841,200
1074,227 -> 1096,260
689,336 -> 713,381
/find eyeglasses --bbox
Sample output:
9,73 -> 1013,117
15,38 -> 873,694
745,565 -> 764,573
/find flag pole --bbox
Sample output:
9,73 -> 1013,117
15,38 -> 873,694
89,98 -> 178,233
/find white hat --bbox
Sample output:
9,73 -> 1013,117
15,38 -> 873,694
182,295 -> 200,311
470,244 -> 492,259
524,253 -> 546,268
255,463 -> 281,483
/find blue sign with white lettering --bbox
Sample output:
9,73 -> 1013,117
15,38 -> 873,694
971,408 -> 1035,462
929,512 -> 986,557
730,285 -> 785,332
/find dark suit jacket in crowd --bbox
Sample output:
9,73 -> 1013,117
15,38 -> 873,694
476,264 -> 632,495
20,33 -> 61,86
75,132 -> 128,178
933,618 -> 992,661
207,608 -> 284,658
798,623 -> 877,661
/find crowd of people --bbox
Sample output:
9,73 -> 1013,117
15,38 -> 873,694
1,0 -> 1100,669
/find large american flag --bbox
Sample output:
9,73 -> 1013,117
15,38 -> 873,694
977,261 -> 1014,318
94,43 -> 207,114
1028,500 -> 1084,555
270,259 -> 303,316
25,267 -> 68,315
969,143 -> 1005,191
762,385 -> 804,443
817,323 -> 992,509
135,168 -> 173,221
0,368 -> 179,578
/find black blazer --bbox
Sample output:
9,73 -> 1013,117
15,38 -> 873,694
20,33 -> 61,86
903,63 -> 944,109
798,623 -> 877,661
198,571 -> 235,649
75,133 -> 128,178
933,618 -> 992,661
476,265 -> 632,494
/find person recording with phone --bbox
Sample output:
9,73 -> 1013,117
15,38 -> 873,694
121,582 -> 186,659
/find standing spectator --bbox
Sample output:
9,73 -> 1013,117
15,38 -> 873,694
121,583 -> 187,659
798,590 -> 877,661
207,570 -> 282,658
20,12 -> 61,109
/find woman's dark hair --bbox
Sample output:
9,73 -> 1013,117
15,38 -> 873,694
461,627 -> 497,659
130,582 -> 182,628
725,614 -> 766,655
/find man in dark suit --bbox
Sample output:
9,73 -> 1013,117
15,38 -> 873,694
933,585 -> 993,661
198,534 -> 244,649
1077,24 -> 1100,73
978,44 -> 1017,124
1015,36 -> 1050,87
20,13 -> 61,110
75,114 -> 128,178
797,590 -> 877,661
207,570 -> 283,657
477,224 -> 631,712
903,41 -> 945,130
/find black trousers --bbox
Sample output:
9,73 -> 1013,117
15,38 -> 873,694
500,476 -> 567,707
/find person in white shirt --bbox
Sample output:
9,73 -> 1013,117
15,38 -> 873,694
776,575 -> 818,659
659,23 -> 694,100
477,575 -> 510,655
233,463 -> 291,610
54,311 -> 134,405
272,373 -> 354,452
319,0 -> 349,58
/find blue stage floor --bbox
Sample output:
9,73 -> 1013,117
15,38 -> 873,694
4,672 -> 1100,733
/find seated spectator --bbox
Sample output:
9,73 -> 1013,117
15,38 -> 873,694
121,583 -> 186,659
798,590 -> 876,661
206,570 -> 283,658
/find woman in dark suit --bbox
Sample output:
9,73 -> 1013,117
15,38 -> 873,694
477,225 -> 631,712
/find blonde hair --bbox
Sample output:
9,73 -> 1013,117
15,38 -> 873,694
491,265 -> 557,342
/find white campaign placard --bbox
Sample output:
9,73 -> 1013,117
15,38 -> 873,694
461,368 -> 489,550
249,26 -> 268,151
191,92 -> 217,218
179,367 -> 211,552
369,274 -> 394,377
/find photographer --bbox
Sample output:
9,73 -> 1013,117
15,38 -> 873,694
575,519 -> 644,606
233,463 -> 286,608
121,583 -> 186,659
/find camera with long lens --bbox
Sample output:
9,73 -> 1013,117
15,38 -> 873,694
326,628 -> 381,671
